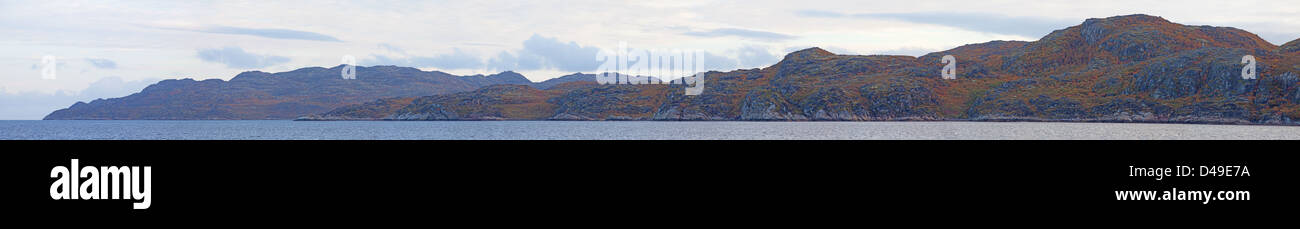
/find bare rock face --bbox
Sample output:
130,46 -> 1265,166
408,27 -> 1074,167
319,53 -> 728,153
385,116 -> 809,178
737,87 -> 804,121
857,77 -> 941,120
384,104 -> 461,121
799,87 -> 861,121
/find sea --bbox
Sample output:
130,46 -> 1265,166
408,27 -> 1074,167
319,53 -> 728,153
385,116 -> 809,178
2,120 -> 1299,140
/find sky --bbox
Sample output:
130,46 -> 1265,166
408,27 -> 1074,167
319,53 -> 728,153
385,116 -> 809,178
1,0 -> 1298,119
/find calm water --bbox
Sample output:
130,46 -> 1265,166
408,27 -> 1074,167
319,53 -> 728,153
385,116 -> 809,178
1,120 -> 1299,140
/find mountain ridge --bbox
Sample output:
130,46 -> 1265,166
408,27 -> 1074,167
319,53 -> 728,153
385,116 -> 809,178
301,14 -> 1300,125
47,14 -> 1300,125
45,65 -> 584,120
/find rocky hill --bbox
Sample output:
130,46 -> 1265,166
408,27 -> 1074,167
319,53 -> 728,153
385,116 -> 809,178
301,14 -> 1300,125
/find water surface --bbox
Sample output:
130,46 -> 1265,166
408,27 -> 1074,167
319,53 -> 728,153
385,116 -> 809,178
1,120 -> 1297,140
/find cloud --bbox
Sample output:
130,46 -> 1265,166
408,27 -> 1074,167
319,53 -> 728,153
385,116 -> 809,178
736,45 -> 780,68
361,54 -> 406,66
796,10 -> 1075,38
485,51 -> 543,71
698,51 -> 739,71
187,25 -> 342,42
0,76 -> 158,120
409,49 -> 484,69
85,58 -> 117,69
871,47 -> 940,57
0,90 -> 75,120
461,42 -> 508,47
518,34 -> 604,72
78,76 -> 159,100
487,34 -> 602,72
362,36 -> 607,72
1258,32 -> 1299,46
682,28 -> 798,41
30,56 -> 72,71
795,10 -> 848,18
378,43 -> 406,55
1184,21 -> 1300,45
485,35 -> 756,73
196,46 -> 291,69
376,35 -> 777,74
783,46 -> 860,55
361,48 -> 484,70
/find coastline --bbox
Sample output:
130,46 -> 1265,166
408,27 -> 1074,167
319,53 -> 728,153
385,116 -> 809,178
287,116 -> 1300,127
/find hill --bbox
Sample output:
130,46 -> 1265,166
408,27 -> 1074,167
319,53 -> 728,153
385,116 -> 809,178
303,15 -> 1300,125
45,66 -> 535,119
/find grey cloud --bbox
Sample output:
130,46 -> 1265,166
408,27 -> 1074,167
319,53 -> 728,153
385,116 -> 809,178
485,51 -> 542,71
196,46 -> 291,69
682,28 -> 797,41
484,51 -> 518,71
0,76 -> 157,120
409,49 -> 484,69
518,34 -> 603,72
487,34 -> 601,72
698,51 -> 739,72
736,45 -> 779,68
797,10 -> 1076,38
487,35 -> 746,73
85,58 -> 117,69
